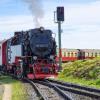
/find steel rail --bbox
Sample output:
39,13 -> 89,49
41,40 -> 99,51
34,80 -> 72,100
46,79 -> 100,99
24,78 -> 46,100
47,79 -> 100,93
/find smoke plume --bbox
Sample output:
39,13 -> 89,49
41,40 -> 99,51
22,0 -> 44,27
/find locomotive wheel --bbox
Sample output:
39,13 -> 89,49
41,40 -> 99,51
16,66 -> 23,79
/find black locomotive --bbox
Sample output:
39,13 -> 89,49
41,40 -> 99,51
5,27 -> 58,79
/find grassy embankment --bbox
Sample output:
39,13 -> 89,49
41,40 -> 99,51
0,75 -> 28,100
58,58 -> 100,88
0,83 -> 3,100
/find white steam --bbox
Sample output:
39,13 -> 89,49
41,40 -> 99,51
22,0 -> 44,27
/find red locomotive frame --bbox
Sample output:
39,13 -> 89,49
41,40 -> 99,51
0,40 -> 58,79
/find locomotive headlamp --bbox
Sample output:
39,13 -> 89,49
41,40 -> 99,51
18,59 -> 22,62
40,27 -> 44,32
50,55 -> 54,60
33,56 -> 37,60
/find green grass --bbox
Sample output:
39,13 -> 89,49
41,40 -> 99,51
0,75 -> 29,100
57,76 -> 100,88
0,96 -> 2,100
12,81 -> 28,100
0,94 -> 2,100
58,58 -> 100,89
0,83 -> 3,100
0,75 -> 16,84
0,88 -> 3,100
0,90 -> 3,100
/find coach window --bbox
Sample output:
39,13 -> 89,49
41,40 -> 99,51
93,53 -> 95,57
75,53 -> 77,57
71,52 -> 73,57
64,52 -> 66,57
85,52 -> 89,57
70,52 -> 72,57
85,52 -> 88,57
91,53 -> 93,57
68,52 -> 70,57
89,53 -> 91,57
69,52 -> 71,57
88,53 -> 89,57
66,52 -> 68,57
73,52 -> 75,57
97,53 -> 99,57
83,52 -> 85,57
73,52 -> 74,57
95,52 -> 97,57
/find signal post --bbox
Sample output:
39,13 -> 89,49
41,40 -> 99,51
54,7 -> 64,70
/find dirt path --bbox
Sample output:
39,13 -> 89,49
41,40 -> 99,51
2,84 -> 12,100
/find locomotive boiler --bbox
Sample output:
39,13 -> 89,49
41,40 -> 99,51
1,27 -> 58,79
29,27 -> 56,58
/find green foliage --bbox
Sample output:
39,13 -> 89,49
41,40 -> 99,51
58,58 -> 100,88
60,58 -> 100,79
12,81 -> 28,100
0,75 -> 28,100
0,75 -> 15,84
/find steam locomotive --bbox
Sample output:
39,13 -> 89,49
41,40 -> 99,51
0,27 -> 58,79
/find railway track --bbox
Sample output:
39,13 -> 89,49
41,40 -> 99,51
12,76 -> 100,100
0,72 -> 71,99
1,72 -> 100,100
25,78 -> 72,100
44,79 -> 100,100
24,78 -> 46,100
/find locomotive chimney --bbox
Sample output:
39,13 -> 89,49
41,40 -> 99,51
39,27 -> 44,32
14,32 -> 21,36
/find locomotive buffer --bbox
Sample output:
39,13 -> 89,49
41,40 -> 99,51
54,7 -> 64,70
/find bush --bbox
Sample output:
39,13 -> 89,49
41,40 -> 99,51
60,58 -> 100,80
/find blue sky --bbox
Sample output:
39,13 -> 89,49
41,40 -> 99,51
0,0 -> 100,49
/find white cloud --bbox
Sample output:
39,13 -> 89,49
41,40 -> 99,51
60,1 -> 100,49
0,1 -> 100,48
0,16 -> 33,30
64,1 -> 100,25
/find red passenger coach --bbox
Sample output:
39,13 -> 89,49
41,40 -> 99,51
0,40 -> 7,68
2,41 -> 7,65
56,49 -> 100,62
56,49 -> 78,62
